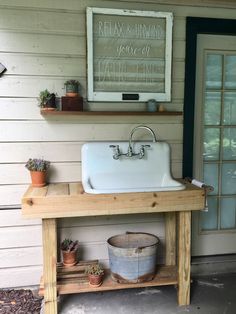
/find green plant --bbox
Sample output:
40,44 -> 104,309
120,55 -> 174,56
64,80 -> 79,86
64,80 -> 80,95
61,238 -> 79,252
25,158 -> 50,172
85,264 -> 104,276
39,89 -> 56,108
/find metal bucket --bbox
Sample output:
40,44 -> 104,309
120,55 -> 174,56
107,232 -> 159,283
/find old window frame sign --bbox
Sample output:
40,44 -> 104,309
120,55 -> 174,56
87,7 -> 173,102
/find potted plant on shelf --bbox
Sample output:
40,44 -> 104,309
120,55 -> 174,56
61,238 -> 79,267
64,80 -> 79,97
25,158 -> 50,187
85,263 -> 104,287
39,89 -> 56,110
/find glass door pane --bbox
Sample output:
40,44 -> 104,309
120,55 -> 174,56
200,52 -> 236,232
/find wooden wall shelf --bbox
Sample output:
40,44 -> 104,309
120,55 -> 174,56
40,110 -> 182,116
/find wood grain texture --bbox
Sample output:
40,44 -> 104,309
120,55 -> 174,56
22,182 -> 205,219
165,212 -> 176,266
178,211 -> 191,306
42,219 -> 57,314
39,265 -> 177,296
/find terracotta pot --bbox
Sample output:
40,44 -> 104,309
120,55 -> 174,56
30,171 -> 47,187
66,92 -> 79,97
66,84 -> 79,97
88,274 -> 103,287
62,250 -> 77,267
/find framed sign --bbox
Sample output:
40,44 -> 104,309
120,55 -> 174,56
86,7 -> 173,102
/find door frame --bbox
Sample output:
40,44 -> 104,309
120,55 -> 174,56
183,17 -> 236,178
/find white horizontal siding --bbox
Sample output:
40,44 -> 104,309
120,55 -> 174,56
0,186 -> 29,207
0,209 -> 41,226
0,225 -> 42,249
0,162 -> 182,185
0,122 -> 183,142
0,266 -> 42,289
0,142 -> 183,163
0,247 -> 42,268
1,0 -> 235,288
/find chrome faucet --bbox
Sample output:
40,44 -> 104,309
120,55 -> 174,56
109,125 -> 157,160
127,125 -> 157,158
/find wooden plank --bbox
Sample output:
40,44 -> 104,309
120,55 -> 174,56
47,183 -> 69,196
0,225 -> 42,249
178,211 -> 191,306
22,182 -> 205,219
42,219 -> 57,314
0,9 -> 85,35
59,213 -> 164,228
41,110 -> 182,116
0,247 -> 42,268
0,162 -> 181,184
0,163 -> 82,184
1,0 -> 236,11
0,97 -> 183,120
0,122 -> 183,142
0,209 -> 41,227
69,182 -> 83,195
23,185 -> 48,198
0,54 -> 85,76
0,142 -> 84,162
0,31 -> 85,55
0,185 -> 29,206
59,222 -> 164,244
165,212 -> 176,266
39,265 -> 177,296
0,265 -> 42,289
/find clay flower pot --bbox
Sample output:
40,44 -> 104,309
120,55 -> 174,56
85,264 -> 104,287
30,171 -> 47,187
88,274 -> 103,287
65,80 -> 79,97
62,250 -> 77,267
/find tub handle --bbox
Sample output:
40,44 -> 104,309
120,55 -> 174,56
126,231 -> 149,252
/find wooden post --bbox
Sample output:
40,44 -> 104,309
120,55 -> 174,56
42,218 -> 57,314
165,212 -> 176,266
177,211 -> 191,306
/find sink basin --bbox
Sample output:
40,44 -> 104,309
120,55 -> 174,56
81,141 -> 185,194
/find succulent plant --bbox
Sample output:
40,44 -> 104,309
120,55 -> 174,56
64,79 -> 79,86
85,264 -> 104,276
61,239 -> 79,252
38,89 -> 56,108
25,158 -> 50,172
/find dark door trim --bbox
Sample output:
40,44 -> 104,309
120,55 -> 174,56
183,17 -> 236,177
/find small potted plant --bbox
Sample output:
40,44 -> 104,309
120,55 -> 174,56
85,263 -> 104,287
64,80 -> 79,97
25,158 -> 50,187
61,238 -> 79,267
39,89 -> 56,110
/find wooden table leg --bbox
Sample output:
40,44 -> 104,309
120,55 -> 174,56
165,212 -> 176,266
42,218 -> 57,314
177,211 -> 191,306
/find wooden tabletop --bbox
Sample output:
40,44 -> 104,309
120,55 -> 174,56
21,181 -> 205,219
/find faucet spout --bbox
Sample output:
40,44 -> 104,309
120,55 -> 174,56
128,125 -> 157,157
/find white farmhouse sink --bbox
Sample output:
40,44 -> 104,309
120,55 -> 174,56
81,141 -> 185,194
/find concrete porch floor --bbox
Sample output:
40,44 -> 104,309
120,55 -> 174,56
57,273 -> 236,314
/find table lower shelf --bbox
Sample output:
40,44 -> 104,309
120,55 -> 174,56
39,264 -> 177,296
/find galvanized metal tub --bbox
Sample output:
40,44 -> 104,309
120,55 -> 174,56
107,232 -> 159,283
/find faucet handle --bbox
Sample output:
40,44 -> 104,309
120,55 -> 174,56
109,145 -> 118,148
139,144 -> 151,159
109,145 -> 120,160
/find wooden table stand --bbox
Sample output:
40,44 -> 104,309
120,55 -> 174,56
22,181 -> 204,314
